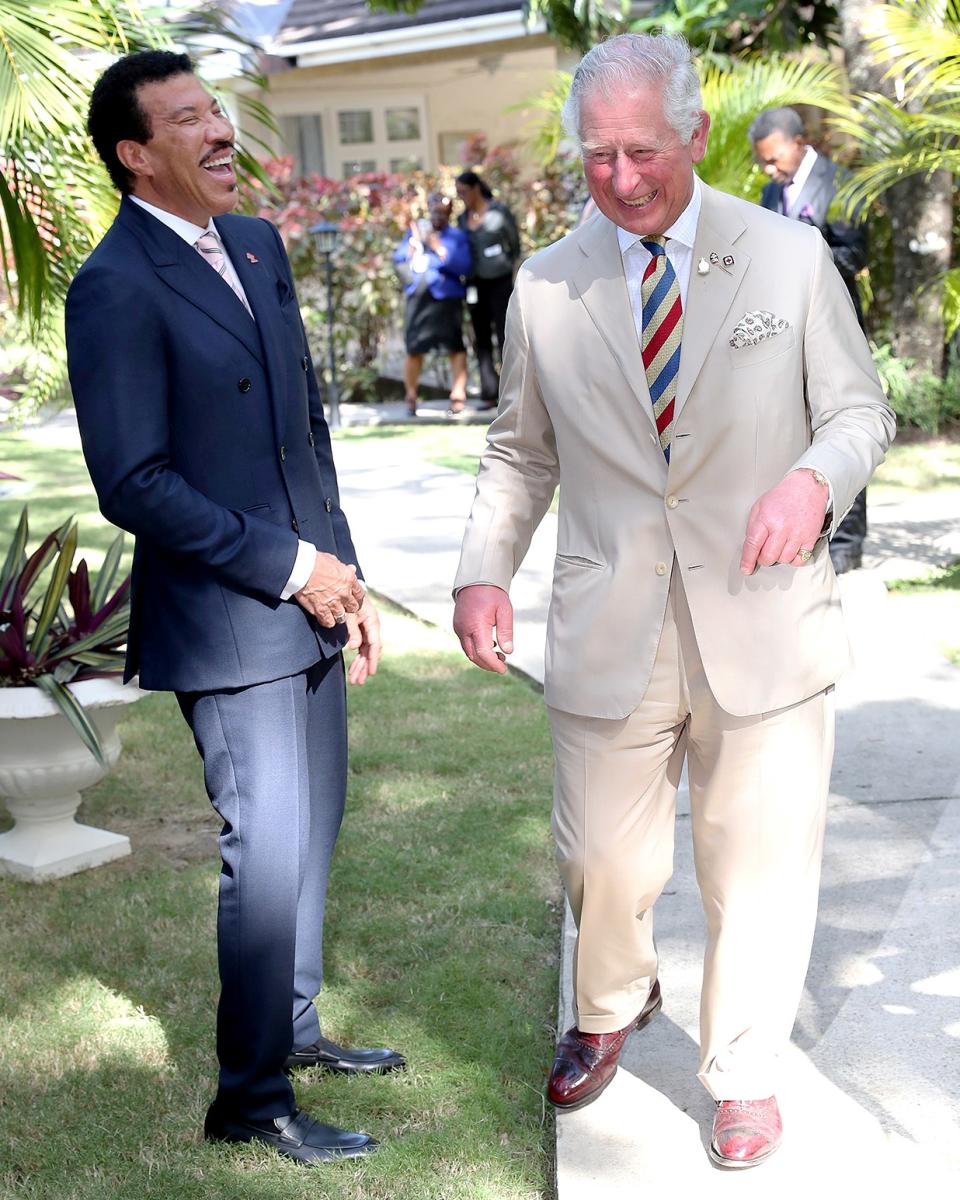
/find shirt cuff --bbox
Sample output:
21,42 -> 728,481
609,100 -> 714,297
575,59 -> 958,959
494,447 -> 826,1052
281,539 -> 316,600
790,467 -> 833,512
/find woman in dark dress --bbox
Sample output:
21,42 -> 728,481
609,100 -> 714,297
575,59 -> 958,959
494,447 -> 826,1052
393,193 -> 472,416
455,171 -> 521,409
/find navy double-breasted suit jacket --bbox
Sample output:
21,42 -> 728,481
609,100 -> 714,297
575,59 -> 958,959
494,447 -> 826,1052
66,198 -> 359,693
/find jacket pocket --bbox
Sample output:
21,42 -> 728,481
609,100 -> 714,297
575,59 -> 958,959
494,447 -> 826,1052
729,326 -> 797,369
555,552 -> 605,570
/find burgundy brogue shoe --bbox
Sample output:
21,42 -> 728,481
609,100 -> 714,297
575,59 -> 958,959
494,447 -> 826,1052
547,980 -> 662,1111
709,1096 -> 783,1168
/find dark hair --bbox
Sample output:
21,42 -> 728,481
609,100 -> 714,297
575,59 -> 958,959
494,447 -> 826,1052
88,50 -> 194,193
748,106 -> 804,145
456,170 -> 493,200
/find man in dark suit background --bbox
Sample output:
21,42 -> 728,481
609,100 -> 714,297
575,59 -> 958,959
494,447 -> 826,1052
749,106 -> 869,574
66,50 -> 404,1166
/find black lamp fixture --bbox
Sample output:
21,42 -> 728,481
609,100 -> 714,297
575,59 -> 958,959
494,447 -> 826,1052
309,220 -> 342,430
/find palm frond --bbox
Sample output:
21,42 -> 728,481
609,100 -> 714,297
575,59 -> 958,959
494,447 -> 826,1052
863,0 -> 960,98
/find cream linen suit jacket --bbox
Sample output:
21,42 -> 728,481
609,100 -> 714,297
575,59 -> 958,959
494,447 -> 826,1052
454,182 -> 896,720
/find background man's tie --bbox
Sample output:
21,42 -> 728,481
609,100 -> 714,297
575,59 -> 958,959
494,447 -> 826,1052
640,236 -> 682,462
195,230 -> 252,315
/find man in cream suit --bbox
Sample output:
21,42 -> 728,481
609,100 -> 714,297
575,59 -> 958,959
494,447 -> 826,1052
453,34 -> 894,1169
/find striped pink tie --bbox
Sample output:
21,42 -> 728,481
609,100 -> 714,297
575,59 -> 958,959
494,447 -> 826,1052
195,230 -> 251,314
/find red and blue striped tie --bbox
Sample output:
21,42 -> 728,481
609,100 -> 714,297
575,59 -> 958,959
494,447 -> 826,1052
640,237 -> 682,462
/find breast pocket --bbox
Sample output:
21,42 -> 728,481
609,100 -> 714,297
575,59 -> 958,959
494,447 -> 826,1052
729,327 -> 797,370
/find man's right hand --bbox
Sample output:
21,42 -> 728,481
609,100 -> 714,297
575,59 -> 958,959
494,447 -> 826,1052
294,552 -> 365,627
453,584 -> 514,674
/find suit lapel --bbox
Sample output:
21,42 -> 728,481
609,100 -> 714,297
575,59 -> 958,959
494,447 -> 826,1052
572,216 -> 656,431
216,217 -> 291,448
675,184 -> 749,415
791,155 -> 833,224
117,200 -> 264,366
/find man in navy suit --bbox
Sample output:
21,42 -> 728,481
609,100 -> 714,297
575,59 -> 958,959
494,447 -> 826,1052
66,50 -> 404,1165
750,106 -> 869,573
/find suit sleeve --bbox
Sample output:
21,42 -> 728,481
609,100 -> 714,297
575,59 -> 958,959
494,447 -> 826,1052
65,264 -> 298,600
791,233 -> 896,533
453,267 -> 559,592
263,219 -> 362,575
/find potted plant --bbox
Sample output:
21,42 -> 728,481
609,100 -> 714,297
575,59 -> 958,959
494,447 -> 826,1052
0,507 -> 143,881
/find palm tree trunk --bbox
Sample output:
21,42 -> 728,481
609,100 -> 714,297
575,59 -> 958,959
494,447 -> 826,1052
839,0 -> 952,374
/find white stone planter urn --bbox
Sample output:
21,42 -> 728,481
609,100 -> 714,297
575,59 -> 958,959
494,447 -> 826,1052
0,676 -> 145,882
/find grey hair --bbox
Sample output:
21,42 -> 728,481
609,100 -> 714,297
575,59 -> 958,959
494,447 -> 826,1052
561,33 -> 704,149
747,106 -> 804,144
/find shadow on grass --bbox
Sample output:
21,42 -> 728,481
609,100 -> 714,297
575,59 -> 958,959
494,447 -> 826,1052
0,632 -> 560,1200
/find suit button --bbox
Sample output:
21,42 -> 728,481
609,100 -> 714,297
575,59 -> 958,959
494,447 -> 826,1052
279,445 -> 286,462
291,518 -> 300,533
307,432 -> 315,447
324,497 -> 333,513
666,495 -> 679,509
301,356 -> 309,371
655,561 -> 668,576
238,378 -> 252,393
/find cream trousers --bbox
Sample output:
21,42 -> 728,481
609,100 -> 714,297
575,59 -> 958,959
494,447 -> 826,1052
547,564 -> 834,1101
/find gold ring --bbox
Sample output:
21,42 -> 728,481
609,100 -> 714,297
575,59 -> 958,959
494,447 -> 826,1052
797,548 -> 813,563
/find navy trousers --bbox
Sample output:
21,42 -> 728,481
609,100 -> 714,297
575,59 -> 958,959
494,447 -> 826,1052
177,655 -> 347,1119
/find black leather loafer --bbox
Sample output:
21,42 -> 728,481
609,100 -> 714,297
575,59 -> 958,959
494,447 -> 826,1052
285,1034 -> 406,1075
204,1105 -> 378,1165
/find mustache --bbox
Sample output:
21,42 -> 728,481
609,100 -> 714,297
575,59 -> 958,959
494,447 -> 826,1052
200,142 -> 235,165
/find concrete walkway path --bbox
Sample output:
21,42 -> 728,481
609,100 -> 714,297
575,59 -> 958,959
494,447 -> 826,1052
329,410 -> 960,1197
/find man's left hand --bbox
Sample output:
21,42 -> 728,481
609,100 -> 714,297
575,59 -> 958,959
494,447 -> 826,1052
740,470 -> 829,574
344,594 -> 381,685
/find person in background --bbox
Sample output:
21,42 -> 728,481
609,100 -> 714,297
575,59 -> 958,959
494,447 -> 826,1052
750,106 -> 870,574
394,193 -> 472,417
455,171 -> 521,410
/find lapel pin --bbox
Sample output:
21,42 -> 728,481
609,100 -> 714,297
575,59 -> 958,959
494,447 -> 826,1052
697,257 -> 710,275
245,252 -> 259,264
708,250 -> 734,275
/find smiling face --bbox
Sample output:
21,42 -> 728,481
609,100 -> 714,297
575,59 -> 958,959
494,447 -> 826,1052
580,82 -> 709,238
752,129 -> 806,185
116,72 -> 238,225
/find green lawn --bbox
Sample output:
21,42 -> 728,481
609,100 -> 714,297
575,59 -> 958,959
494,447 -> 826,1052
0,603 -> 559,1200
870,436 -> 960,502
0,421 -> 559,1199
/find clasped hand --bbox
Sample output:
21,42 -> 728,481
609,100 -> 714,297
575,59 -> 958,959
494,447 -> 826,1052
295,551 -> 365,627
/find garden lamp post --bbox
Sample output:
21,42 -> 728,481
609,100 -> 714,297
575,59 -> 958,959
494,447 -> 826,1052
310,220 -> 342,430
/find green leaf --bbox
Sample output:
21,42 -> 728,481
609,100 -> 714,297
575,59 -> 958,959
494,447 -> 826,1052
30,520 -> 77,658
91,529 -> 125,612
33,672 -> 106,769
0,506 -> 28,600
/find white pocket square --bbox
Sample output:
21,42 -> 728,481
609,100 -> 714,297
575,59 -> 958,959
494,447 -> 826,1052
729,310 -> 790,350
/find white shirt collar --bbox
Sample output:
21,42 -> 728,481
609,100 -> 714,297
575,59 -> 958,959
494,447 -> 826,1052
785,145 -> 818,201
130,195 -> 216,245
616,176 -> 702,257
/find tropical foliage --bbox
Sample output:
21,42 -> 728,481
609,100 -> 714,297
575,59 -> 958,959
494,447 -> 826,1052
0,507 -> 130,766
830,0 -> 960,341
0,1 -> 276,418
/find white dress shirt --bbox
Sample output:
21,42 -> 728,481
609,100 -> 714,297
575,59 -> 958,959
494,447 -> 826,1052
616,176 -> 702,345
129,195 -> 317,598
782,145 -> 818,217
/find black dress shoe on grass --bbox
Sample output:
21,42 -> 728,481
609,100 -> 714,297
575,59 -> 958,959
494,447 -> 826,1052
285,1034 -> 406,1075
204,1105 -> 378,1165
